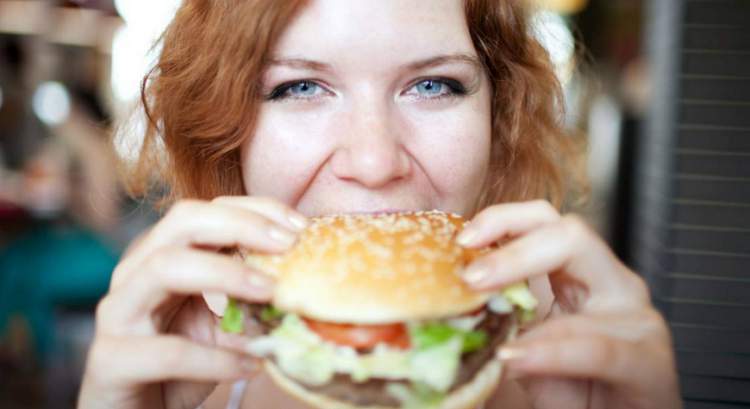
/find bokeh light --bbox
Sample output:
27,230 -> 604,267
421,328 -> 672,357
110,25 -> 160,102
113,0 -> 182,30
32,82 -> 71,126
111,0 -> 182,103
532,11 -> 576,85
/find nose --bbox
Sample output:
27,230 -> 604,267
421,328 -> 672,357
329,100 -> 411,189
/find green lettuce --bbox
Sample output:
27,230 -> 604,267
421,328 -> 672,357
256,314 -> 412,385
220,298 -> 245,334
386,382 -> 445,409
462,330 -> 488,353
502,282 -> 538,311
488,281 -> 539,323
247,314 -> 486,392
410,322 -> 487,353
260,305 -> 284,322
408,335 -> 463,391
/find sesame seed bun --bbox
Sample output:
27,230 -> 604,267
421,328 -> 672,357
243,211 -> 491,324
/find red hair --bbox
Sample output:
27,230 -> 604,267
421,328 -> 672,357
126,0 -> 582,209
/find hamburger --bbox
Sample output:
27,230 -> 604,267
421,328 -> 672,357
221,210 -> 537,408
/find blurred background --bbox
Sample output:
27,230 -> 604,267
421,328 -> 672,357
0,0 -> 748,408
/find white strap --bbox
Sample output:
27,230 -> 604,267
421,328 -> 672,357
225,380 -> 249,409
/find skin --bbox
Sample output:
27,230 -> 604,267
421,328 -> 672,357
243,0 -> 491,216
461,203 -> 681,409
78,1 -> 681,409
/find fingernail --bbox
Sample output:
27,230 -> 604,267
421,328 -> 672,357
287,213 -> 309,231
496,346 -> 526,361
269,227 -> 296,246
456,226 -> 480,246
462,265 -> 489,284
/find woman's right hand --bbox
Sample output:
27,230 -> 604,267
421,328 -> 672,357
77,197 -> 308,409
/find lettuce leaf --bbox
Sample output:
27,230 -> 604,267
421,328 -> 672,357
410,322 -> 487,353
489,281 -> 539,323
408,323 -> 487,390
220,298 -> 245,334
386,382 -> 445,409
260,305 -> 284,322
502,282 -> 538,311
408,336 -> 463,391
461,330 -> 488,353
249,315 -> 490,393
248,315 -> 477,391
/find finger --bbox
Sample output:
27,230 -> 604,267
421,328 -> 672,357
98,248 -> 274,332
519,378 -> 590,409
214,329 -> 265,353
112,200 -> 300,287
528,274 -> 554,322
212,196 -> 308,232
516,310 -> 667,345
457,200 -> 560,248
497,310 -> 672,384
88,335 -> 260,384
462,215 -> 648,309
149,199 -> 299,253
497,334 -> 639,386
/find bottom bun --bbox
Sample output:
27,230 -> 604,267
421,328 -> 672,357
265,358 -> 503,409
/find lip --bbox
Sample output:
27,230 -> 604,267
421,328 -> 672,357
345,208 -> 418,215
308,207 -> 434,218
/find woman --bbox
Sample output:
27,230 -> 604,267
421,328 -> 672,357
78,1 -> 681,408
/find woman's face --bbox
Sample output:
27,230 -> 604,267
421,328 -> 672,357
242,0 -> 492,217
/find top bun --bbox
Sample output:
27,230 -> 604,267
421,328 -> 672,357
243,211 -> 491,324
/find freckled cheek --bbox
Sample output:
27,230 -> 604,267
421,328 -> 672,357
404,108 -> 492,195
241,109 -> 334,199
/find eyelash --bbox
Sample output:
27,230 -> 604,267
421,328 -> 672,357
405,77 -> 468,100
265,80 -> 329,101
264,77 -> 468,102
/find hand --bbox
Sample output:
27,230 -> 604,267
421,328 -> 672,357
77,197 -> 308,409
457,200 -> 681,409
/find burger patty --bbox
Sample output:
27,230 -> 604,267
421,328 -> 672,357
451,310 -> 514,389
247,304 -> 514,407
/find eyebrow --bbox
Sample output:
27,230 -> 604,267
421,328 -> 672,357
267,57 -> 333,72
406,53 -> 482,71
267,53 -> 483,73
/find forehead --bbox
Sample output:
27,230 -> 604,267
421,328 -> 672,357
272,0 -> 477,65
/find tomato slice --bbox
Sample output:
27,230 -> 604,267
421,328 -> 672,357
303,319 -> 410,350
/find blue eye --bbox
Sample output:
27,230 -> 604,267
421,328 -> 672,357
416,80 -> 446,95
288,81 -> 319,96
406,78 -> 467,99
267,80 -> 326,100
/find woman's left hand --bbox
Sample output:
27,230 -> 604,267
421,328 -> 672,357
457,200 -> 682,409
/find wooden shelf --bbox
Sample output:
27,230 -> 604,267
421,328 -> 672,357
0,1 -> 123,52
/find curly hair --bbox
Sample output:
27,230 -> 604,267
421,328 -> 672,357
125,0 -> 583,210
